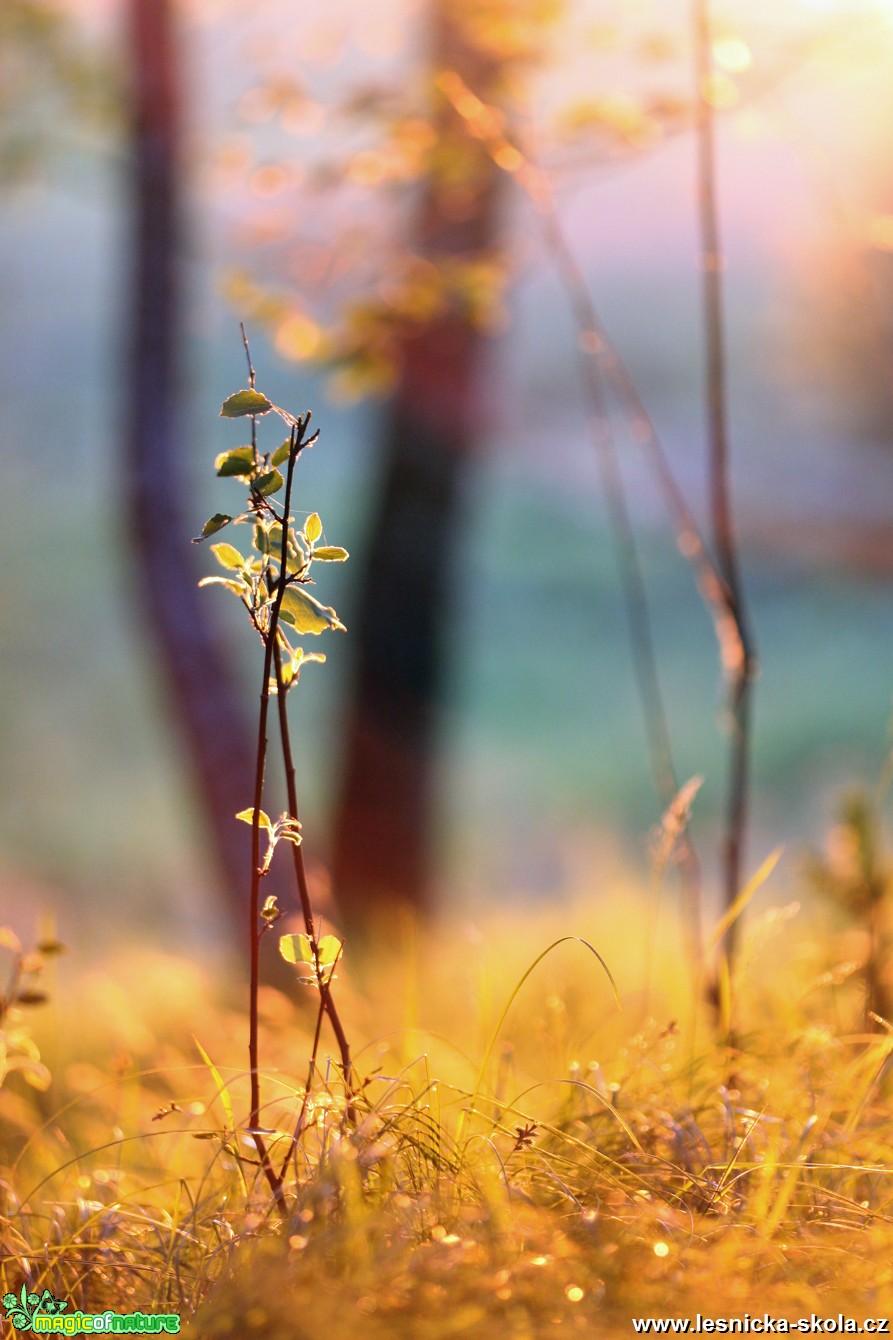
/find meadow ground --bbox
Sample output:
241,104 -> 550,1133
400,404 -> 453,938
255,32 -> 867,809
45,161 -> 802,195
2,879 -> 893,1338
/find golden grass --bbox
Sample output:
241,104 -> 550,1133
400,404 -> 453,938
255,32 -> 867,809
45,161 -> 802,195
2,881 -> 893,1337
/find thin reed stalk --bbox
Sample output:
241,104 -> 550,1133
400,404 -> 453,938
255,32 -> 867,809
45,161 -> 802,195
692,0 -> 757,972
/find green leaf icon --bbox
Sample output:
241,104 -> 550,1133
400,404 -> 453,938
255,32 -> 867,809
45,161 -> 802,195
220,389 -> 273,418
210,542 -> 245,571
254,469 -> 284,497
193,513 -> 232,542
215,445 -> 256,477
279,587 -> 345,635
316,935 -> 342,967
312,546 -> 349,563
235,808 -> 272,832
279,933 -> 314,965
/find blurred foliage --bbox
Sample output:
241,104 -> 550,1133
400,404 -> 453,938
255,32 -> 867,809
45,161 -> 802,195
214,1 -> 791,402
216,0 -> 625,398
809,794 -> 889,924
0,0 -> 115,182
807,790 -> 893,1027
0,923 -> 64,1092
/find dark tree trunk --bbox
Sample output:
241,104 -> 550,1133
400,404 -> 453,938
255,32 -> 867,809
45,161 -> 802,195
126,0 -> 254,933
331,1 -> 505,926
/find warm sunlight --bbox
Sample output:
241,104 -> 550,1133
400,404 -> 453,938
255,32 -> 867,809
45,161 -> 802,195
5,0 -> 893,1334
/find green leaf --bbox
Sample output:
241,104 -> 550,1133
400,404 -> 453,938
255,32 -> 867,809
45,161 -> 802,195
254,469 -> 284,497
210,542 -> 245,571
279,933 -> 314,965
255,522 -> 284,556
312,546 -> 349,562
235,808 -> 272,832
193,513 -> 232,542
220,389 -> 273,418
279,587 -> 346,635
316,934 -> 342,967
215,445 -> 256,477
198,576 -> 245,595
280,647 -> 303,689
271,439 -> 292,467
305,512 -> 322,543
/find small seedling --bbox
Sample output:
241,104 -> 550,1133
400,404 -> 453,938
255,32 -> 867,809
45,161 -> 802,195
195,327 -> 353,1206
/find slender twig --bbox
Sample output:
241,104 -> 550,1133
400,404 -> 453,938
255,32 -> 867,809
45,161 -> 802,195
434,73 -> 707,972
207,335 -> 355,1207
437,71 -> 760,989
539,203 -> 706,966
246,419 -> 302,1210
271,639 -> 355,1117
247,677 -> 285,1208
277,963 -> 330,1185
257,409 -> 355,1172
241,320 -> 258,466
692,0 -> 757,971
246,407 -> 305,1206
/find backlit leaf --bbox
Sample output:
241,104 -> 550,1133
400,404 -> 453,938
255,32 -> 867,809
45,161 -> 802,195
235,808 -> 272,832
271,439 -> 292,467
279,587 -> 345,635
305,512 -> 322,543
254,469 -> 284,497
279,933 -> 314,965
255,522 -> 284,555
211,542 -> 245,571
220,389 -> 273,418
194,513 -> 232,542
215,446 -> 255,477
316,935 -> 342,967
198,576 -> 244,594
312,546 -> 349,562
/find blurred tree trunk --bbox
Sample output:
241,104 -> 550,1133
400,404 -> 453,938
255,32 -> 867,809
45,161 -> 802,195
331,1 -> 506,926
126,0 -> 254,933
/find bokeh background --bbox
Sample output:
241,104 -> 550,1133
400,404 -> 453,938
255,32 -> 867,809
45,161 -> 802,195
3,0 -> 893,952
